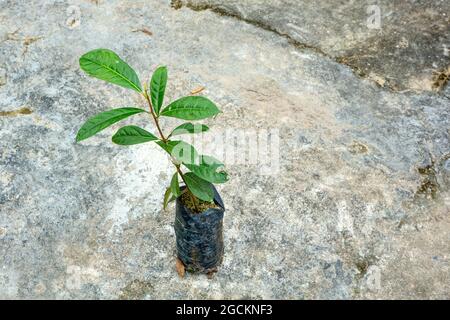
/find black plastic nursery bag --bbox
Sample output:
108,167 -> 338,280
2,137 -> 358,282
175,186 -> 225,273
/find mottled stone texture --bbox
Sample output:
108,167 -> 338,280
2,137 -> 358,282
178,0 -> 450,92
0,0 -> 449,299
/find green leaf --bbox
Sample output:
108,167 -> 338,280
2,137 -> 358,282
163,187 -> 176,210
169,122 -> 209,137
155,140 -> 199,165
170,172 -> 181,197
184,172 -> 214,202
76,107 -> 146,142
155,140 -> 179,154
201,155 -> 224,167
79,49 -> 142,92
184,155 -> 228,184
160,96 -> 220,120
150,66 -> 167,115
112,125 -> 158,145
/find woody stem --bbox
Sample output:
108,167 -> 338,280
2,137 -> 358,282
142,88 -> 200,211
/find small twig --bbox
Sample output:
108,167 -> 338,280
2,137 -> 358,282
190,86 -> 205,94
0,107 -> 32,117
132,28 -> 153,37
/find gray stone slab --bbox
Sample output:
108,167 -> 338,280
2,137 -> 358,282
0,0 -> 449,299
177,0 -> 450,92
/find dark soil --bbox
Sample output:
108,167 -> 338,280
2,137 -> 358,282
180,192 -> 217,213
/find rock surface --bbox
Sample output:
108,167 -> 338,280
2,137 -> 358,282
177,0 -> 450,93
0,0 -> 449,299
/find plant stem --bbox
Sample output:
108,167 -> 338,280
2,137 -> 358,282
175,164 -> 200,210
143,89 -> 167,142
142,87 -> 200,212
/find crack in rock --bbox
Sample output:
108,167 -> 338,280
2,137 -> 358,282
171,1 -> 353,79
172,0 -> 450,95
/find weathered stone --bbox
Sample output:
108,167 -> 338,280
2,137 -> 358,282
178,0 -> 450,92
0,0 -> 449,299
0,70 -> 6,87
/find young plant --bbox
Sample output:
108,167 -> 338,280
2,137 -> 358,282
76,49 -> 228,212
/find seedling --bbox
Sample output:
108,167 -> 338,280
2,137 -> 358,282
76,49 -> 228,212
